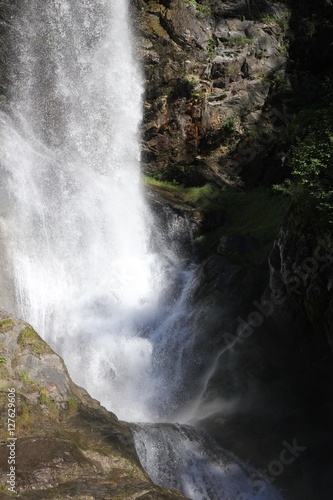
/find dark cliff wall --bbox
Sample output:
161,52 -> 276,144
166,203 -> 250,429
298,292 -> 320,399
134,0 -> 291,186
134,2 -> 333,499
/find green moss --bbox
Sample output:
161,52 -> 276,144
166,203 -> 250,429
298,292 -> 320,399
17,401 -> 34,431
199,187 -> 290,261
39,388 -> 49,405
67,396 -> 78,414
0,318 -> 14,333
0,483 -> 16,496
261,14 -> 277,24
19,369 -> 35,384
275,105 -> 333,227
262,13 -> 289,30
33,342 -> 43,354
143,177 -> 290,263
0,356 -> 8,380
207,35 -> 218,57
18,326 -> 37,344
185,0 -> 212,18
18,326 -> 45,355
39,388 -> 59,420
225,62 -> 239,78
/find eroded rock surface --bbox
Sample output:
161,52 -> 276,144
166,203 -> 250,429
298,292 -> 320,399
0,311 -> 186,499
135,0 -> 290,186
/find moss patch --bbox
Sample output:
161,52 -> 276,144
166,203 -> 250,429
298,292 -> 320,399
39,388 -> 59,420
67,396 -> 78,414
18,326 -> 45,355
19,369 -> 35,385
144,177 -> 290,262
17,401 -> 34,432
0,355 -> 8,379
0,318 -> 14,333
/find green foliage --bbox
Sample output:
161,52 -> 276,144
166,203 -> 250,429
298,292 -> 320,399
17,401 -> 34,431
261,12 -> 289,30
299,15 -> 319,39
19,369 -> 34,384
270,69 -> 291,94
186,0 -> 212,18
261,14 -> 276,24
185,73 -> 198,86
225,63 -> 239,78
39,388 -> 49,405
18,326 -> 37,344
0,318 -> 14,332
275,106 -> 333,225
222,118 -> 238,133
0,356 -> 7,379
39,388 -> 59,419
207,35 -> 218,57
193,186 -> 290,261
67,396 -> 78,413
18,326 -> 44,354
144,177 -> 290,263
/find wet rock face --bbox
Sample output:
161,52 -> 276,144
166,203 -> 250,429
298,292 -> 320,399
0,311 -> 185,499
135,0 -> 290,186
269,226 -> 333,353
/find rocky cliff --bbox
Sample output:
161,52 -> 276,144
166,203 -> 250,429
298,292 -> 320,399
135,0 -> 290,187
0,0 -> 332,499
135,2 -> 333,499
0,311 -> 185,499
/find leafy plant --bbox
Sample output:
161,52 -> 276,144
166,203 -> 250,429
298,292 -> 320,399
275,106 -> 333,225
261,14 -> 276,24
207,35 -> 218,57
67,397 -> 78,413
39,388 -> 59,419
0,318 -> 14,332
186,0 -> 212,18
19,369 -> 34,384
18,326 -> 45,355
17,401 -> 34,431
0,356 -> 7,379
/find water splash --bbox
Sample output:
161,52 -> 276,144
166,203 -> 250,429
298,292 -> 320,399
0,0 -> 170,421
133,424 -> 283,500
0,2 -> 284,498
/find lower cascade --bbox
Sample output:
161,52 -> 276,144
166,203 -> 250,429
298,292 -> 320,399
0,1 -> 283,499
133,424 -> 282,500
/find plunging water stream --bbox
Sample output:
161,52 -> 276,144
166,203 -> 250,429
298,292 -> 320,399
0,1 -> 282,498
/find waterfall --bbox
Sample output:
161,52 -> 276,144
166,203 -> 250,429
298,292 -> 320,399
0,0 -> 170,421
133,424 -> 282,500
0,1 -> 283,498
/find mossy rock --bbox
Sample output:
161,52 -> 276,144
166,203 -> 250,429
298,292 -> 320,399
18,327 -> 46,355
0,318 -> 14,333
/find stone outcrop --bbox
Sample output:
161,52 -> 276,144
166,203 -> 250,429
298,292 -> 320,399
0,311 -> 186,499
135,0 -> 290,186
269,226 -> 333,354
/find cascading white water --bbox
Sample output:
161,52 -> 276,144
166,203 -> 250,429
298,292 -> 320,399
133,424 -> 283,500
0,0 -> 172,421
0,1 -> 283,498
